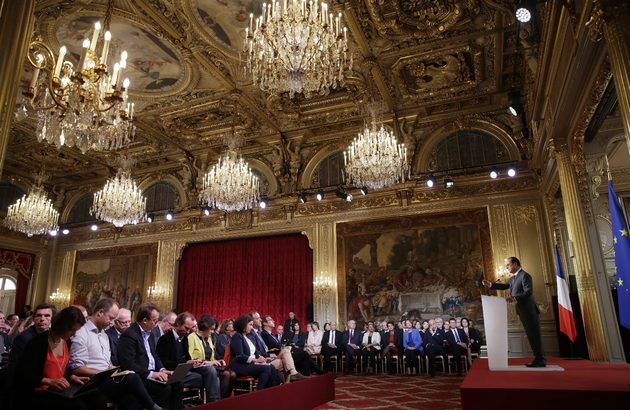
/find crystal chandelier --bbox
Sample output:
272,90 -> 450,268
244,0 -> 352,98
15,0 -> 135,153
3,171 -> 59,237
344,112 -> 410,190
199,114 -> 260,212
90,158 -> 147,227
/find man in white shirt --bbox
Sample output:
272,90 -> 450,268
70,298 -> 165,410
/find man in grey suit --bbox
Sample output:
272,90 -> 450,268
483,256 -> 546,367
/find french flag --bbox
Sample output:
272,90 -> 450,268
555,244 -> 577,342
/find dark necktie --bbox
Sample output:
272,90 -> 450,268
350,330 -> 353,342
454,330 -> 460,343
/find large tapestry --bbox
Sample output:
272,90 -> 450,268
337,209 -> 493,327
72,244 -> 158,316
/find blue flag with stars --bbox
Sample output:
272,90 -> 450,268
608,179 -> 630,329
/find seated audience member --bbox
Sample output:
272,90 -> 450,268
461,318 -> 482,353
105,308 -> 131,366
188,314 -> 235,398
259,314 -> 313,380
361,321 -> 381,374
151,312 -> 176,347
323,323 -> 331,332
282,321 -> 324,376
70,298 -> 165,410
403,319 -> 424,375
215,318 -> 234,361
6,314 -> 19,331
284,311 -> 299,335
381,321 -> 403,374
435,317 -> 444,331
117,303 -> 183,410
341,320 -> 362,375
14,306 -> 106,410
0,311 -> 8,355
321,321 -> 342,372
275,325 -> 285,344
305,321 -> 323,355
461,317 -> 482,366
229,314 -> 276,390
423,320 -> 446,377
284,321 -> 307,351
445,318 -> 468,377
8,317 -> 29,340
9,302 -> 56,366
156,312 -> 221,403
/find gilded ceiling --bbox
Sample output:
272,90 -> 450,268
7,0 -> 539,216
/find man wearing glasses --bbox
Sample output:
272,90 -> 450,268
151,312 -> 176,347
106,308 -> 132,366
70,298 -> 166,410
118,302 -> 183,410
156,312 -> 221,403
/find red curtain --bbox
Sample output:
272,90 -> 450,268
177,233 -> 313,325
0,248 -> 36,313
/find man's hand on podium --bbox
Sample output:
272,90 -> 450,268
482,279 -> 491,287
506,296 -> 516,304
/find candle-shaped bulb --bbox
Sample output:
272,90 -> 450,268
123,78 -> 130,89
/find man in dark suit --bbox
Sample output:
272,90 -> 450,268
321,321 -> 343,372
483,256 -> 546,367
260,314 -> 311,380
341,319 -> 362,375
106,307 -> 132,366
445,318 -> 468,376
156,312 -> 220,402
423,320 -> 446,377
151,312 -> 176,347
284,311 -> 299,334
9,303 -> 56,366
117,302 -> 183,410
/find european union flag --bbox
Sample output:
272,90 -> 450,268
608,180 -> 630,329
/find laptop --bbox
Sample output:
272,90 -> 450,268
47,367 -> 119,398
147,362 -> 193,384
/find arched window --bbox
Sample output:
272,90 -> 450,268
143,182 -> 176,212
0,275 -> 16,291
429,130 -> 509,171
0,184 -> 26,213
68,194 -> 97,224
313,151 -> 345,188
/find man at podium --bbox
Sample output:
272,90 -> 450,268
482,257 -> 546,368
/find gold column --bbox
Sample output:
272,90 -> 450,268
555,146 -> 609,361
588,1 -> 630,153
0,0 -> 35,176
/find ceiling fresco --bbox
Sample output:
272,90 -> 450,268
4,0 -> 569,220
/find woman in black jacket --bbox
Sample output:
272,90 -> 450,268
14,306 -> 107,410
381,321 -> 403,374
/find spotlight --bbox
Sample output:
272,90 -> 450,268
49,229 -> 57,236
444,177 -> 454,189
360,187 -> 368,195
61,227 -> 70,235
165,210 -> 174,220
515,0 -> 533,23
426,175 -> 436,188
259,197 -> 268,209
90,224 -> 98,231
147,214 -> 155,223
335,190 -> 352,202
508,89 -> 524,116
507,165 -> 517,177
316,190 -> 324,201
202,206 -> 212,216
299,193 -> 308,203
490,167 -> 499,179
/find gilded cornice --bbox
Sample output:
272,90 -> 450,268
569,56 -> 612,226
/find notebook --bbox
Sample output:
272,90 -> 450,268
47,367 -> 118,398
147,362 -> 193,384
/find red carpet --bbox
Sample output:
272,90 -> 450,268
197,372 -> 334,410
461,357 -> 630,410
